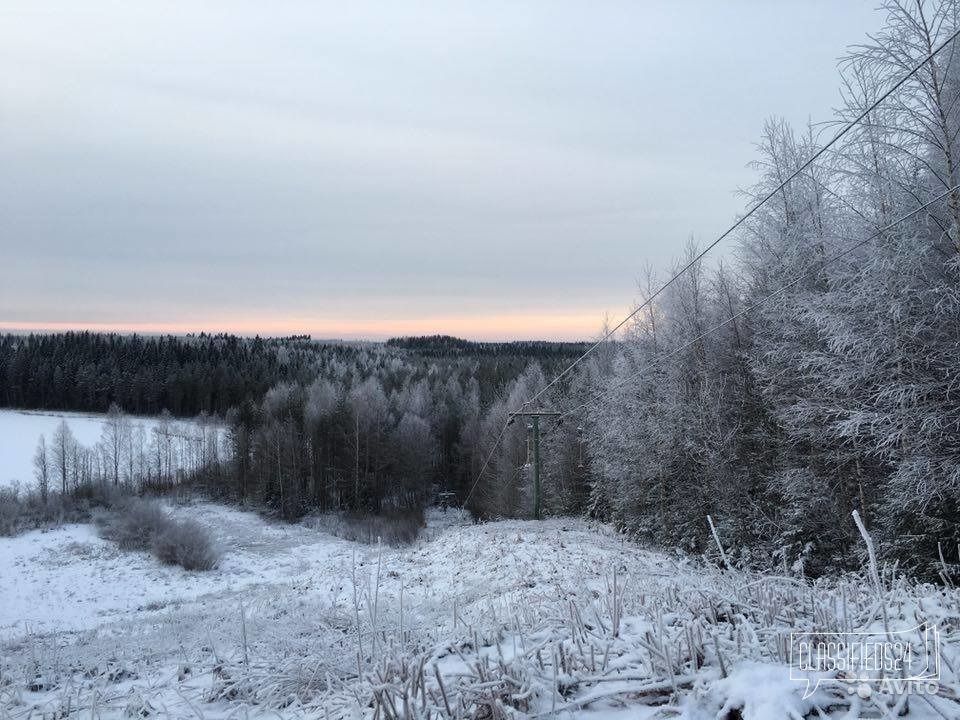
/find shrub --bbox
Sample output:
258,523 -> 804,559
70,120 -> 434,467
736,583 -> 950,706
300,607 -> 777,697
0,486 -> 91,537
98,499 -> 169,551
73,481 -> 126,508
96,498 -> 220,571
0,487 -> 19,536
151,519 -> 220,571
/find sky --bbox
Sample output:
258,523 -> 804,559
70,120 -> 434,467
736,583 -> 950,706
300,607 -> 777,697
1,1 -> 881,341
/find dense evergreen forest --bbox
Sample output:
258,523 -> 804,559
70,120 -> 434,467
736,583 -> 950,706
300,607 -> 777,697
387,335 -> 590,359
0,333 -> 322,416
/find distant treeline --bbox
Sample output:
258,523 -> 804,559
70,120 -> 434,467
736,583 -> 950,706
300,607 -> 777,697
0,332 -> 588,419
0,333 -> 326,417
387,335 -> 591,358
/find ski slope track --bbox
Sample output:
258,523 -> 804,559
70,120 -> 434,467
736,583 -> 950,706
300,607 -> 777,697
0,503 -> 957,718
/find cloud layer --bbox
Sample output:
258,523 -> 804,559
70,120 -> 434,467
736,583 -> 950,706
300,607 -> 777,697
1,1 -> 877,340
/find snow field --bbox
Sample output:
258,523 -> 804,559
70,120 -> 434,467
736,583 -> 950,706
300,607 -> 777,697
0,410 -> 117,489
0,409 -> 223,491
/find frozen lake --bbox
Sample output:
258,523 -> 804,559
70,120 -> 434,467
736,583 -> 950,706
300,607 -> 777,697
0,408 -> 217,490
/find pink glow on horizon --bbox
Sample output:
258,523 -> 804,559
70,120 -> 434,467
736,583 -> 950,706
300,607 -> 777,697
0,311 -> 610,342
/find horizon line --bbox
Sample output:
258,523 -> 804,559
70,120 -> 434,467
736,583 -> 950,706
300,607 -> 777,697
0,321 -> 595,344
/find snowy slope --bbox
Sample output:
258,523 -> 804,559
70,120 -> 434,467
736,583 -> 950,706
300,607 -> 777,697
0,503 -> 957,719
0,504 -> 354,636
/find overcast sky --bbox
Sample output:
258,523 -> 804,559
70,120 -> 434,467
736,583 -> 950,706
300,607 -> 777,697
1,1 -> 880,340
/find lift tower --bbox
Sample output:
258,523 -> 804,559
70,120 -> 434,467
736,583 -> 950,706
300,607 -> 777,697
507,409 -> 561,520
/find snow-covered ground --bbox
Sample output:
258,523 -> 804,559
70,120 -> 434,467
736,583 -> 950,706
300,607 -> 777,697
0,409 -> 220,490
0,504 -> 352,637
0,503 -> 957,719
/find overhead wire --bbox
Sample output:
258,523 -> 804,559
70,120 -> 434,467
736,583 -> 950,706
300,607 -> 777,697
559,186 -> 958,421
461,26 -> 960,508
521,25 -> 960,410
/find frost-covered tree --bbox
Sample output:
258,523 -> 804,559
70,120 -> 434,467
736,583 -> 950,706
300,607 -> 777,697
303,378 -> 340,508
33,435 -> 49,505
101,403 -> 128,486
469,363 -> 547,519
348,377 -> 390,511
577,0 -> 960,578
50,420 -> 75,495
392,412 -> 436,504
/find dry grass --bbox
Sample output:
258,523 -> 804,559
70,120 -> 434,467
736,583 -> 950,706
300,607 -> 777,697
3,515 -> 958,719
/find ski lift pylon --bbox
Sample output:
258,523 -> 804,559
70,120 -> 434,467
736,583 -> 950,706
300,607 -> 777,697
576,425 -> 585,470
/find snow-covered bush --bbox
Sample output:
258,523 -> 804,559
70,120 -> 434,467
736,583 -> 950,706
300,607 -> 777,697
0,486 -> 19,536
151,518 -> 220,571
0,484 -> 88,537
98,498 -> 169,550
97,498 -> 220,571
